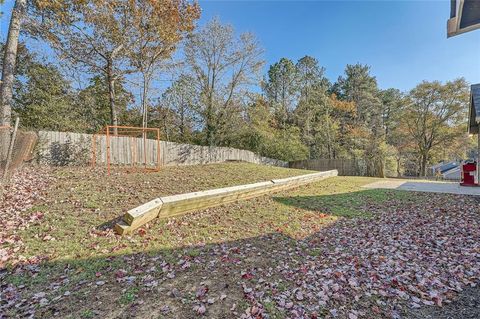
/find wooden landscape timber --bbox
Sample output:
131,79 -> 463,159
114,170 -> 338,235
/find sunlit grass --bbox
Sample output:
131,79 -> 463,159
4,166 -> 427,319
16,170 -> 414,265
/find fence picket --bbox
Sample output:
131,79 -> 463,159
289,158 -> 362,176
36,130 -> 288,168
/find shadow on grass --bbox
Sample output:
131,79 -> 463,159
2,188 -> 417,318
96,215 -> 123,231
3,232 -> 314,319
273,188 -> 412,218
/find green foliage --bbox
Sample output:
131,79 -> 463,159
262,57 -> 298,127
156,75 -> 197,143
13,62 -> 82,131
6,44 -> 133,133
234,98 -> 308,161
293,59 -> 333,159
379,88 -> 404,142
331,64 -> 386,176
401,79 -> 470,176
77,76 -> 133,133
4,15 -> 469,173
296,55 -> 330,100
8,46 -> 134,133
119,287 -> 139,305
265,126 -> 309,161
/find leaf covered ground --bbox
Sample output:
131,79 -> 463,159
1,163 -> 479,319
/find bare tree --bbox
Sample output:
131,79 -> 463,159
127,0 -> 199,129
184,18 -> 264,146
160,75 -> 198,142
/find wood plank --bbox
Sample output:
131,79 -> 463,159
114,171 -> 338,235
114,221 -> 131,235
158,181 -> 274,218
124,198 -> 163,229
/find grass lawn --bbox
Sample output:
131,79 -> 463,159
1,163 -> 479,318
8,164 -> 388,263
11,163 -> 317,260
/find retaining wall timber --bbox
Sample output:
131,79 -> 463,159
115,170 -> 338,235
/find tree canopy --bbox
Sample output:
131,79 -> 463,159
1,5 -> 474,174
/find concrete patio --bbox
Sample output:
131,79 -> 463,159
363,179 -> 480,196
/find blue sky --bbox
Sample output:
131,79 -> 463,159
1,0 -> 480,92
198,0 -> 480,91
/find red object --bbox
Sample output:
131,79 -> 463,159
460,162 -> 478,186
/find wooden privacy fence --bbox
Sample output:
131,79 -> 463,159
37,130 -> 288,167
289,159 -> 365,176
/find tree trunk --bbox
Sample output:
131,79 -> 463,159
377,158 -> 385,178
396,156 -> 401,177
420,153 -> 428,177
106,60 -> 118,135
162,112 -> 169,141
141,75 -> 149,129
0,0 -> 26,159
205,103 -> 215,146
179,104 -> 185,138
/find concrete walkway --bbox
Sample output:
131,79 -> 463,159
363,179 -> 480,196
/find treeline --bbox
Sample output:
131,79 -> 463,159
1,2 -> 474,176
